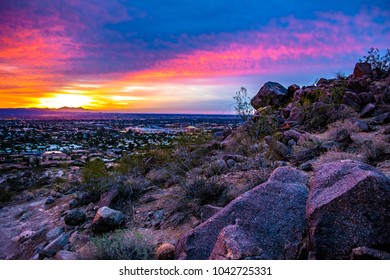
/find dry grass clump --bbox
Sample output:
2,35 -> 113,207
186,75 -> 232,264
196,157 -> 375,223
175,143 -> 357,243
314,151 -> 367,168
360,138 -> 390,164
88,230 -> 154,260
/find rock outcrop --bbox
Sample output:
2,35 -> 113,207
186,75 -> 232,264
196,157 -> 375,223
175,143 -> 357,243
91,206 -> 125,233
176,167 -> 308,260
64,209 -> 86,226
251,81 -> 288,109
307,160 -> 390,259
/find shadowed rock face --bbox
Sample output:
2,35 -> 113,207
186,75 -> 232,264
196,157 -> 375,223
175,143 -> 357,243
307,160 -> 390,259
91,206 -> 125,233
175,166 -> 308,260
251,81 -> 288,109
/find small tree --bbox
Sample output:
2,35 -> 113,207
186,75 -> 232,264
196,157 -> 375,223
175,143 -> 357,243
233,87 -> 254,121
360,47 -> 390,71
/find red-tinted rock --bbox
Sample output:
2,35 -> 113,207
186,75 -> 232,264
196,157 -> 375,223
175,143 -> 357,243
250,81 -> 287,109
307,160 -> 390,259
91,207 -> 125,233
97,189 -> 120,208
352,63 -> 372,79
176,167 -> 308,260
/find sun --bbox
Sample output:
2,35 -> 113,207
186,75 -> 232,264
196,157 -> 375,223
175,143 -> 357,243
38,94 -> 92,108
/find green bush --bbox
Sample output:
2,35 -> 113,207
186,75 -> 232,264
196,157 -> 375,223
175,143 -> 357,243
81,159 -> 109,197
247,112 -> 278,139
91,230 -> 154,260
360,47 -> 390,71
117,149 -> 172,176
179,175 -> 223,205
82,159 -> 108,183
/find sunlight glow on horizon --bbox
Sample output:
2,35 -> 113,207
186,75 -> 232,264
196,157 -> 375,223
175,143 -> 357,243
37,94 -> 93,109
0,1 -> 388,113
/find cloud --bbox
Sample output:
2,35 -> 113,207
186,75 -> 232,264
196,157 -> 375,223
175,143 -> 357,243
0,1 -> 389,112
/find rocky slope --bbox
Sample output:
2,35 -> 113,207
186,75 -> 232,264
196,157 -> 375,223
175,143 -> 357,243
0,62 -> 389,260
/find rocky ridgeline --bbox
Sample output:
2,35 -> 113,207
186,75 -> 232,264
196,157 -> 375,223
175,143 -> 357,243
0,62 -> 389,260
176,161 -> 390,260
176,62 -> 390,260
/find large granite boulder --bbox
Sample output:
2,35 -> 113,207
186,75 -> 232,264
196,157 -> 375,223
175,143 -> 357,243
64,209 -> 86,226
91,206 -> 125,233
175,167 -> 308,260
39,232 -> 71,259
251,81 -> 288,109
307,160 -> 390,259
352,62 -> 372,79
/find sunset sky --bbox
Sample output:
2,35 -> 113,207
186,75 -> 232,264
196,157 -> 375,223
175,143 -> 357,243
0,0 -> 389,113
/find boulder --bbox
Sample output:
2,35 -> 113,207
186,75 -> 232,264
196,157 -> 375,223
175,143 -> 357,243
54,250 -> 77,260
351,247 -> 390,260
342,91 -> 362,111
46,226 -> 65,241
45,196 -> 55,205
97,188 -> 120,208
350,119 -> 369,132
264,136 -> 292,159
359,103 -> 376,118
64,209 -> 86,226
320,141 -> 342,151
200,205 -> 222,222
250,81 -> 287,109
329,128 -> 350,143
91,206 -> 125,233
39,232 -> 71,259
307,160 -> 390,259
352,62 -> 372,79
176,167 -> 308,260
209,224 -> 269,260
287,84 -> 300,97
284,129 -> 302,142
372,112 -> 390,124
292,146 -> 317,163
286,106 -> 305,125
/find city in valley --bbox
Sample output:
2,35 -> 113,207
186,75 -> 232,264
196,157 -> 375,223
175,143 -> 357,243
0,112 -> 240,206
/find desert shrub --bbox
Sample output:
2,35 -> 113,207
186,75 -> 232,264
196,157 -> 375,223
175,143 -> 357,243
297,85 -> 355,131
360,138 -> 390,164
335,71 -> 347,80
175,131 -> 213,147
327,119 -> 360,137
169,145 -> 211,176
303,102 -> 357,132
360,47 -> 390,71
90,230 -> 154,260
145,167 -> 171,186
82,159 -> 108,183
247,114 -> 278,139
179,175 -> 224,205
204,160 -> 228,177
117,149 -> 172,176
233,87 -> 255,121
315,151 -> 367,167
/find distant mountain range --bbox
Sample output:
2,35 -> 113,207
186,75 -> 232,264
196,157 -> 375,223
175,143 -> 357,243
0,107 -> 94,120
0,108 -> 238,120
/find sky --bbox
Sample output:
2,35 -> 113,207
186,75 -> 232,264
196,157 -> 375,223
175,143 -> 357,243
0,0 -> 389,113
